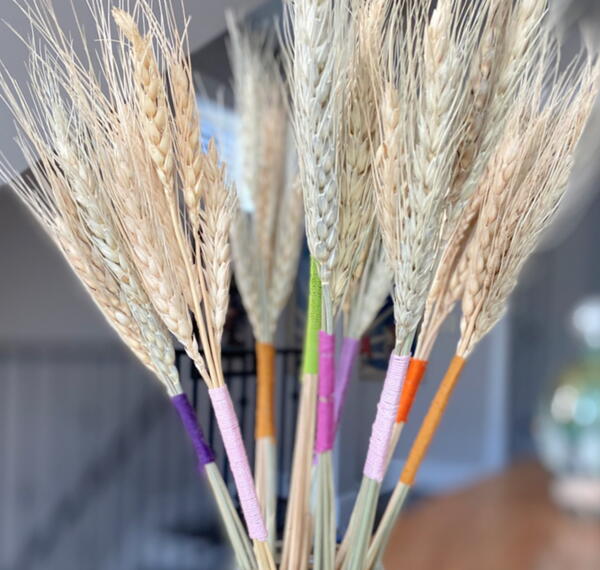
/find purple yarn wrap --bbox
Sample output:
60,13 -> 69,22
315,331 -> 336,454
334,336 -> 360,430
171,393 -> 215,468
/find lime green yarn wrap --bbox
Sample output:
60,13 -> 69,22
302,258 -> 322,375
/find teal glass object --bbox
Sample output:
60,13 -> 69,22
534,297 -> 600,515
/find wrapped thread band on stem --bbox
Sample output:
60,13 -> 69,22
400,355 -> 466,485
396,358 -> 428,424
209,386 -> 268,541
315,331 -> 335,454
255,342 -> 276,439
363,354 -> 410,482
302,259 -> 322,376
334,336 -> 360,429
171,393 -> 215,467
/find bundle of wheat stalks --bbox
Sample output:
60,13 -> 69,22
1,0 -> 598,568
227,14 -> 305,551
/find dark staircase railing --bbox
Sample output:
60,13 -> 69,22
5,346 -> 302,570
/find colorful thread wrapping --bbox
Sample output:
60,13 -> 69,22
315,331 -> 336,453
363,354 -> 410,482
333,336 -> 360,429
401,355 -> 466,486
396,358 -> 428,424
255,342 -> 276,439
302,259 -> 322,376
209,386 -> 268,541
171,394 -> 215,468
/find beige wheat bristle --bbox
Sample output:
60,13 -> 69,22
416,0 -> 551,362
458,50 -> 600,358
227,17 -> 303,346
329,3 -> 378,311
345,234 -> 393,341
0,21 -> 181,396
0,2 -> 267,568
366,0 -> 487,355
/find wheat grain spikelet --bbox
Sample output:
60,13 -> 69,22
365,0 -> 487,355
283,0 -> 350,331
228,18 -> 304,345
459,0 -> 549,204
458,48 -> 600,358
345,234 -> 392,341
0,12 -> 182,397
416,0 -> 551,362
416,189 -> 482,360
449,0 -> 511,209
329,2 -> 378,311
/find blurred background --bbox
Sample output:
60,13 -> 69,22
2,1 -> 600,569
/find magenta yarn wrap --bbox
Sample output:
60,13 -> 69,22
333,336 -> 360,430
315,331 -> 336,454
171,394 -> 215,468
208,386 -> 268,541
363,354 -> 410,483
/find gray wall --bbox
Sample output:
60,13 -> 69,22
510,189 -> 600,456
0,192 -> 115,343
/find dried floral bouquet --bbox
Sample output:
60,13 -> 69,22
1,0 -> 598,569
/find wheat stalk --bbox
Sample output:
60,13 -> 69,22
13,1 -> 271,564
112,7 -> 272,564
368,37 -> 600,570
284,0 -> 348,332
329,4 -> 378,311
412,0 -> 550,378
459,58 -> 599,358
283,2 -> 357,566
416,189 -> 482,360
228,18 -> 303,345
227,18 -> 304,551
0,9 -> 259,565
339,2 -> 495,568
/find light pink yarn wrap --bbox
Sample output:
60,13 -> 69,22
363,354 -> 410,482
209,386 -> 267,541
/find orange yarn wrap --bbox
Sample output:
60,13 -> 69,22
395,358 -> 428,424
400,355 -> 466,485
255,342 -> 276,439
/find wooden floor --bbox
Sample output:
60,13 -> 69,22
384,461 -> 600,570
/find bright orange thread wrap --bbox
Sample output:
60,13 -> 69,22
400,355 -> 466,486
396,358 -> 428,424
255,342 -> 276,439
